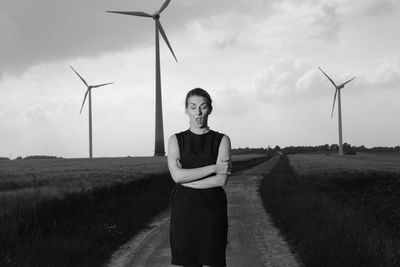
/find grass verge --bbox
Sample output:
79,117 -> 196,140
259,155 -> 400,267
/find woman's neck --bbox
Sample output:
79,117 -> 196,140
189,125 -> 210,135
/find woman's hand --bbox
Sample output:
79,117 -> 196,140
176,159 -> 183,169
215,158 -> 232,175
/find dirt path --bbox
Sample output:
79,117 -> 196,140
107,157 -> 300,267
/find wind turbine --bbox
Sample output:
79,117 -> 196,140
107,0 -> 178,157
318,67 -> 355,156
70,66 -> 113,158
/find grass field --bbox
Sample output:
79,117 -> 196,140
260,153 -> 400,267
289,152 -> 400,176
0,157 -> 167,192
0,154 -> 264,211
0,154 -> 264,191
0,154 -> 268,266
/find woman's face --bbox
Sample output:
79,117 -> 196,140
186,95 -> 211,128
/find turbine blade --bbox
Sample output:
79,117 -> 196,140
92,82 -> 114,88
157,0 -> 171,14
106,11 -> 152,18
79,90 -> 90,114
339,77 -> 356,88
157,20 -> 178,62
331,89 -> 338,118
318,67 -> 337,88
70,66 -> 89,87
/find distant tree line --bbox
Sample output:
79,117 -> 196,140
13,155 -> 63,160
283,143 -> 400,154
233,143 -> 400,155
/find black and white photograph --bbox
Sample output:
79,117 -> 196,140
1,0 -> 400,266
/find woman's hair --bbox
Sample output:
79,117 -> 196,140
185,88 -> 213,112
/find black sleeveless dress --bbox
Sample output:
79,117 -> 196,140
170,129 -> 228,266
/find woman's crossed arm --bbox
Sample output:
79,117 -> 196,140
167,134 -> 231,188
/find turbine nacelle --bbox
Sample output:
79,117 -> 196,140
337,77 -> 356,90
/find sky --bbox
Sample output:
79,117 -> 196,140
1,0 -> 399,158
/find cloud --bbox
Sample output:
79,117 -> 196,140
355,59 -> 400,91
0,9 -> 18,50
213,84 -> 252,116
25,106 -> 48,122
363,0 -> 399,17
254,57 -> 400,110
214,34 -> 238,50
310,3 -> 341,42
254,57 -> 329,103
0,0 -> 283,77
0,0 -> 155,76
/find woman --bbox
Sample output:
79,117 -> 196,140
168,88 -> 232,267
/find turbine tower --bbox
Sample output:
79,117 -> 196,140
107,0 -> 178,157
70,66 -> 113,158
318,67 -> 355,156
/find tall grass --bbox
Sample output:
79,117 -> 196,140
259,155 -> 400,266
0,155 -> 268,266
